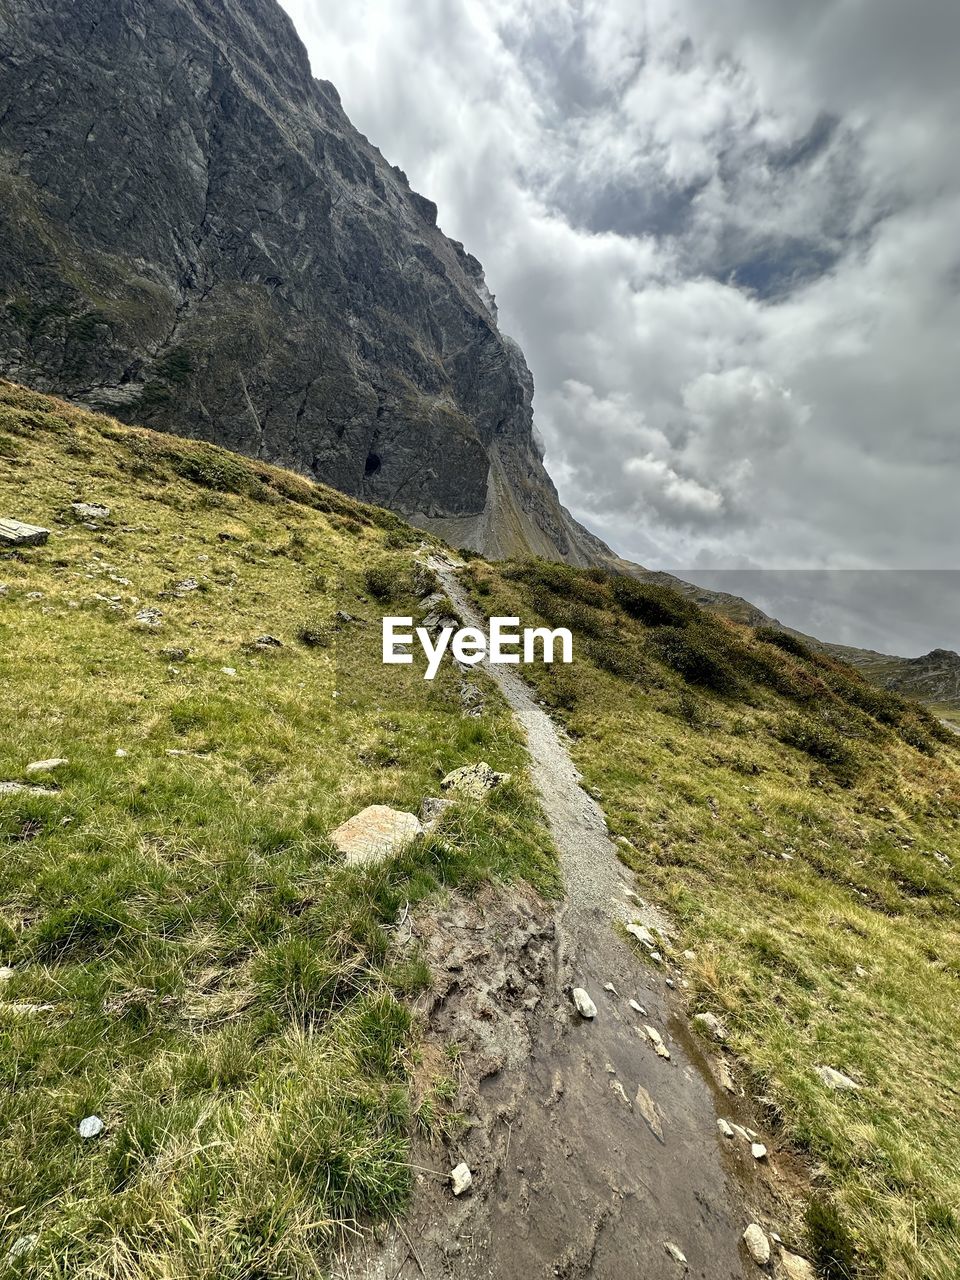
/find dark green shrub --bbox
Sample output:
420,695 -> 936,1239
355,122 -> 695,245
754,626 -> 815,661
364,557 -> 407,603
648,624 -> 742,694
610,576 -> 700,627
805,1196 -> 858,1280
777,713 -> 860,782
296,623 -> 330,648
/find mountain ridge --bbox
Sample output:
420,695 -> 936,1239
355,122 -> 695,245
0,0 -> 603,564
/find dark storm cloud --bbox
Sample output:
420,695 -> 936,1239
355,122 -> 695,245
282,0 -> 960,652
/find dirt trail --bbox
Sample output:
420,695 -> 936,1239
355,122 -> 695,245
341,555 -> 773,1280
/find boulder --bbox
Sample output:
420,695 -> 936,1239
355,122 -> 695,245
778,1250 -> 817,1280
330,805 -> 423,867
0,518 -> 49,547
743,1224 -> 770,1266
440,761 -> 510,800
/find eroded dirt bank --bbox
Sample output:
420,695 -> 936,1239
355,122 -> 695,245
340,556 -> 780,1279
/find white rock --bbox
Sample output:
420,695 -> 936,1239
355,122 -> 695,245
25,758 -> 68,775
626,922 -> 656,947
5,1233 -> 39,1263
743,1224 -> 770,1266
572,987 -> 597,1019
692,1011 -> 727,1042
717,1118 -> 735,1138
731,1124 -> 752,1143
78,1115 -> 104,1138
450,1162 -> 472,1196
603,982 -> 617,993
115,748 -> 128,758
815,1064 -> 859,1091
665,977 -> 675,989
221,666 -> 237,676
0,518 -> 49,547
628,999 -> 647,1015
330,805 -> 423,867
644,1025 -> 671,1059
72,502 -> 110,521
663,1241 -> 687,1265
778,1249 -> 817,1280
751,1142 -> 768,1161
635,1085 -> 664,1142
683,949 -> 696,961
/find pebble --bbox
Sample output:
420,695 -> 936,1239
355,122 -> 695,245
663,1241 -> 687,1265
78,1115 -> 104,1138
717,1118 -> 735,1138
751,1142 -> 768,1161
742,1223 -> 770,1266
628,999 -> 647,1015
665,977 -> 675,989
572,988 -> 597,1019
450,1162 -> 472,1196
115,748 -> 128,758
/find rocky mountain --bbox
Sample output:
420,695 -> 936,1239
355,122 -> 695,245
0,0 -> 603,563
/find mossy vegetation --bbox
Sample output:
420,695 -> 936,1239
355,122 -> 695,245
466,556 -> 960,1280
0,382 -> 557,1278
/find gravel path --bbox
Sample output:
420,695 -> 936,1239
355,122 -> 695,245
341,554 -> 774,1280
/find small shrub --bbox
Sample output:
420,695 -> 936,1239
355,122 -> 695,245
805,1196 -> 858,1280
777,713 -> 860,782
541,666 -> 580,710
296,623 -> 330,648
364,557 -> 408,603
754,626 -> 815,661
611,577 -> 699,628
648,625 -> 742,694
676,689 -> 707,727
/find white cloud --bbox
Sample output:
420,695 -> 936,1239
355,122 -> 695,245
281,0 -> 960,648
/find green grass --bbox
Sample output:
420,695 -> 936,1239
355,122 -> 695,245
466,558 -> 960,1280
0,382 -> 557,1278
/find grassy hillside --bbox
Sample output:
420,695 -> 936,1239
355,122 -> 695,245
0,382 -> 557,1279
464,558 -> 960,1280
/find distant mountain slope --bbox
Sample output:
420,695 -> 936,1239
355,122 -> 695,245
0,0 -> 599,563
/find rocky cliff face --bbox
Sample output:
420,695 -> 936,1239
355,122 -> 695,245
0,0 -> 602,562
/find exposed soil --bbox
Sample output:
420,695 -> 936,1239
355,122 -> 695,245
338,554 -> 801,1280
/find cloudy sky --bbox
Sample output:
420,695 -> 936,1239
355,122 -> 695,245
282,0 -> 959,655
